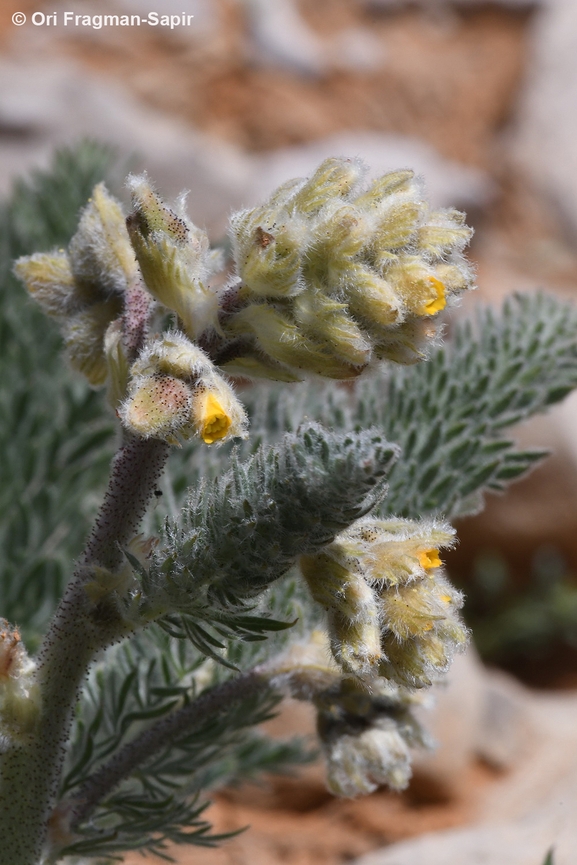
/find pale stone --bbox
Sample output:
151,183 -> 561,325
475,669 -> 534,771
0,58 -> 253,233
411,648 -> 487,798
325,27 -> 388,72
513,0 -> 577,236
249,131 -> 493,212
354,690 -> 577,865
412,648 -> 533,797
0,59 -> 493,239
242,0 -> 325,76
367,0 -> 539,8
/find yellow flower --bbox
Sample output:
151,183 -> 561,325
299,517 -> 466,686
421,277 -> 446,316
418,548 -> 442,570
196,392 -> 232,444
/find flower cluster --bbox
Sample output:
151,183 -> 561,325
300,517 -> 467,687
224,157 -> 474,379
266,631 -> 429,796
14,159 -> 474,448
15,177 -> 244,447
316,678 -> 428,796
14,184 -> 137,385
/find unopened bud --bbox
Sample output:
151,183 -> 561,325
127,175 -> 223,339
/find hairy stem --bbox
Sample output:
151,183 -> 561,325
67,668 -> 268,830
83,435 -> 169,570
0,436 -> 169,865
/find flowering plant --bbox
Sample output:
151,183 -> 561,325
1,144 -> 576,865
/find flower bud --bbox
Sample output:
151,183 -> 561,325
127,175 -> 223,339
315,677 -> 427,796
291,156 -> 365,215
300,552 -> 381,676
325,724 -> 412,796
68,182 -> 139,298
14,183 -> 137,386
122,373 -> 193,442
63,299 -> 124,386
228,303 -> 361,379
13,251 -> 78,318
120,332 -> 248,445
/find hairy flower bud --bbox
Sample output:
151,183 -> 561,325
315,677 -> 428,796
267,643 -> 429,797
325,724 -> 412,796
300,553 -> 381,676
126,174 -> 223,340
120,331 -> 248,445
14,183 -> 138,385
68,182 -> 139,298
299,517 -> 467,686
225,157 -> 474,379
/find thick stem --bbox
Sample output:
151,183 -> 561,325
0,436 -> 169,865
66,668 -> 267,831
83,435 -> 169,570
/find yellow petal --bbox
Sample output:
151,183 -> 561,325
200,393 -> 232,444
421,277 -> 446,315
418,548 -> 442,570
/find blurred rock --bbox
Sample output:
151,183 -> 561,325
412,647 -> 533,799
116,0 -> 217,35
249,131 -> 494,211
243,0 -> 325,75
475,669 -> 533,770
325,27 -> 387,72
0,57 -> 493,238
0,58 -> 252,232
411,649 -> 487,800
355,688 -> 577,865
513,0 -> 577,238
354,821 -> 565,865
367,0 -> 539,8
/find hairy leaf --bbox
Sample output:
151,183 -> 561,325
147,424 -> 397,628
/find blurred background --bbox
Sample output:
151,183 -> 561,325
3,1 -> 577,863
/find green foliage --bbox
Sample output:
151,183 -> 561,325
360,293 -> 577,519
146,424 -> 397,630
0,143 -> 123,644
61,628 -> 312,860
163,293 -> 577,531
2,141 -> 124,260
